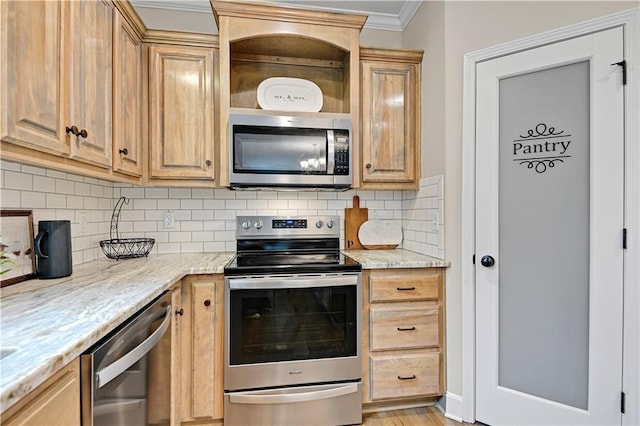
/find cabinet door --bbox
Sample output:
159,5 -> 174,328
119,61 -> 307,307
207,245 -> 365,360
149,45 -> 215,180
1,1 -> 70,155
2,359 -> 80,426
361,51 -> 421,188
112,9 -> 143,177
180,275 -> 223,422
68,0 -> 113,168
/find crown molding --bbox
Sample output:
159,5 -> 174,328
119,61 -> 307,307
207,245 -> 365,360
130,0 -> 421,32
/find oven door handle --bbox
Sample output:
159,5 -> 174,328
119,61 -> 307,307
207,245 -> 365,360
95,305 -> 171,389
228,383 -> 359,405
229,275 -> 358,290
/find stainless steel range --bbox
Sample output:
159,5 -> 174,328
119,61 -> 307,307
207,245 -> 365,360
223,215 -> 362,426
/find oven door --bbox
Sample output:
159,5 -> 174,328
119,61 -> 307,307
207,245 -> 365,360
224,273 -> 361,391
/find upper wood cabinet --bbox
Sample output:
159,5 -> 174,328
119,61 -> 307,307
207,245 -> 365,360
1,0 -> 114,171
1,1 -> 71,156
360,48 -> 423,189
212,0 -> 366,187
112,8 -> 143,177
147,43 -> 216,182
68,0 -> 113,169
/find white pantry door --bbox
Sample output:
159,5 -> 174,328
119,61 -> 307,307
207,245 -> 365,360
475,27 -> 625,425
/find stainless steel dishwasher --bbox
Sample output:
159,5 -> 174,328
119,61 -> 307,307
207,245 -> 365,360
81,290 -> 173,426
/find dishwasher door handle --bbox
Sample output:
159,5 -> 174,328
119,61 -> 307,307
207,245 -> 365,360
228,383 -> 359,405
96,304 -> 171,388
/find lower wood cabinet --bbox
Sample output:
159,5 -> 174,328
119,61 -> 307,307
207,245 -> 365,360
180,274 -> 224,423
362,268 -> 445,407
1,359 -> 80,426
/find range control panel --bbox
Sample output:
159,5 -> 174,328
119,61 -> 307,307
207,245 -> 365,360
236,216 -> 339,239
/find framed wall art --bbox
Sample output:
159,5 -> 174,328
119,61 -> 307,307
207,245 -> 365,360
1,210 -> 36,287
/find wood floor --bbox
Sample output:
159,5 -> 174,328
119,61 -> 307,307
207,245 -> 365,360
362,406 -> 461,426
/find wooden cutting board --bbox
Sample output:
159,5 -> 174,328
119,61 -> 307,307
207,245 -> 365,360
344,195 -> 368,249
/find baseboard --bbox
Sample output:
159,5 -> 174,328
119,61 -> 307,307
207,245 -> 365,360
438,392 -> 463,423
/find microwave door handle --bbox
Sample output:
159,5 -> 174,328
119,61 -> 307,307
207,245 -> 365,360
327,130 -> 335,174
95,305 -> 172,389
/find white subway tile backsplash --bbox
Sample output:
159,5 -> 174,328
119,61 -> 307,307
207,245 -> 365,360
400,175 -> 445,259
1,160 -> 446,263
21,191 -> 46,208
5,170 -> 33,190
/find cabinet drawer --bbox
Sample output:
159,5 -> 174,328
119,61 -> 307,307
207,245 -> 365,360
370,352 -> 440,400
369,270 -> 440,302
371,352 -> 440,400
370,303 -> 438,351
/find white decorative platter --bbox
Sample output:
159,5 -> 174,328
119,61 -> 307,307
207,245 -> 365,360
358,220 -> 403,250
257,77 -> 323,112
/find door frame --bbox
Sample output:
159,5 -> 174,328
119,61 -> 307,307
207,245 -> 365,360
460,8 -> 640,425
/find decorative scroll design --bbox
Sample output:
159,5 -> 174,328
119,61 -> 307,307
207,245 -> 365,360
519,123 -> 565,139
512,122 -> 572,174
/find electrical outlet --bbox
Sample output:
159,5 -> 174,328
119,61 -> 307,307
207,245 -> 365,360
163,211 -> 175,229
78,211 -> 88,235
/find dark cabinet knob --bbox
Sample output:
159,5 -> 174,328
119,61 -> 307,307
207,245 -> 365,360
119,148 -> 128,155
365,163 -> 372,169
175,308 -> 184,316
397,375 -> 417,380
65,125 -> 79,135
205,160 -> 212,167
204,299 -> 211,307
480,255 -> 495,267
79,129 -> 88,138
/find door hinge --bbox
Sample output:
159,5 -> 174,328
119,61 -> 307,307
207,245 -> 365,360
621,391 -> 626,414
611,60 -> 627,85
473,254 -> 476,264
623,228 -> 627,249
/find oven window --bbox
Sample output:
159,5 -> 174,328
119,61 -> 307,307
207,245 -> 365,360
229,285 -> 357,365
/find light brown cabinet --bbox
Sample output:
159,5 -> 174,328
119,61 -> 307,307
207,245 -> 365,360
213,0 -> 366,187
1,0 -> 117,176
68,0 -> 113,169
360,48 -> 423,189
1,359 -> 80,426
112,8 -> 143,177
147,43 -> 216,183
362,268 -> 444,407
180,275 -> 224,422
1,0 -> 71,157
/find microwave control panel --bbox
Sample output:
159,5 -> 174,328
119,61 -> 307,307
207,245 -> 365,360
334,130 -> 350,175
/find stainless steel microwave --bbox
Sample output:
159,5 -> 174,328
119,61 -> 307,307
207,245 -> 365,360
229,114 -> 352,190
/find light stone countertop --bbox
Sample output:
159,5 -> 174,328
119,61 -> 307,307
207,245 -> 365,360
0,252 -> 234,413
343,248 -> 450,269
0,248 -> 448,413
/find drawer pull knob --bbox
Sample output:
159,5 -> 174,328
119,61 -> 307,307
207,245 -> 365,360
175,308 -> 184,316
397,326 -> 416,331
204,299 -> 211,307
397,287 -> 416,291
397,375 -> 417,381
119,148 -> 128,155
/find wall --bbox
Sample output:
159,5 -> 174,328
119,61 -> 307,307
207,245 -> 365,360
403,0 -> 639,399
113,179 -> 443,257
1,159 -> 445,265
0,161 -> 114,266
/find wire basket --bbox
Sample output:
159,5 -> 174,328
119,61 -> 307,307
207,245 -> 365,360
100,197 -> 155,260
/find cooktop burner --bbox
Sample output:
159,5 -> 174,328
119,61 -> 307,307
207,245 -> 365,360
224,215 -> 362,276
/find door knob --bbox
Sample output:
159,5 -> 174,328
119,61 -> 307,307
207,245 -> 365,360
480,255 -> 495,267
